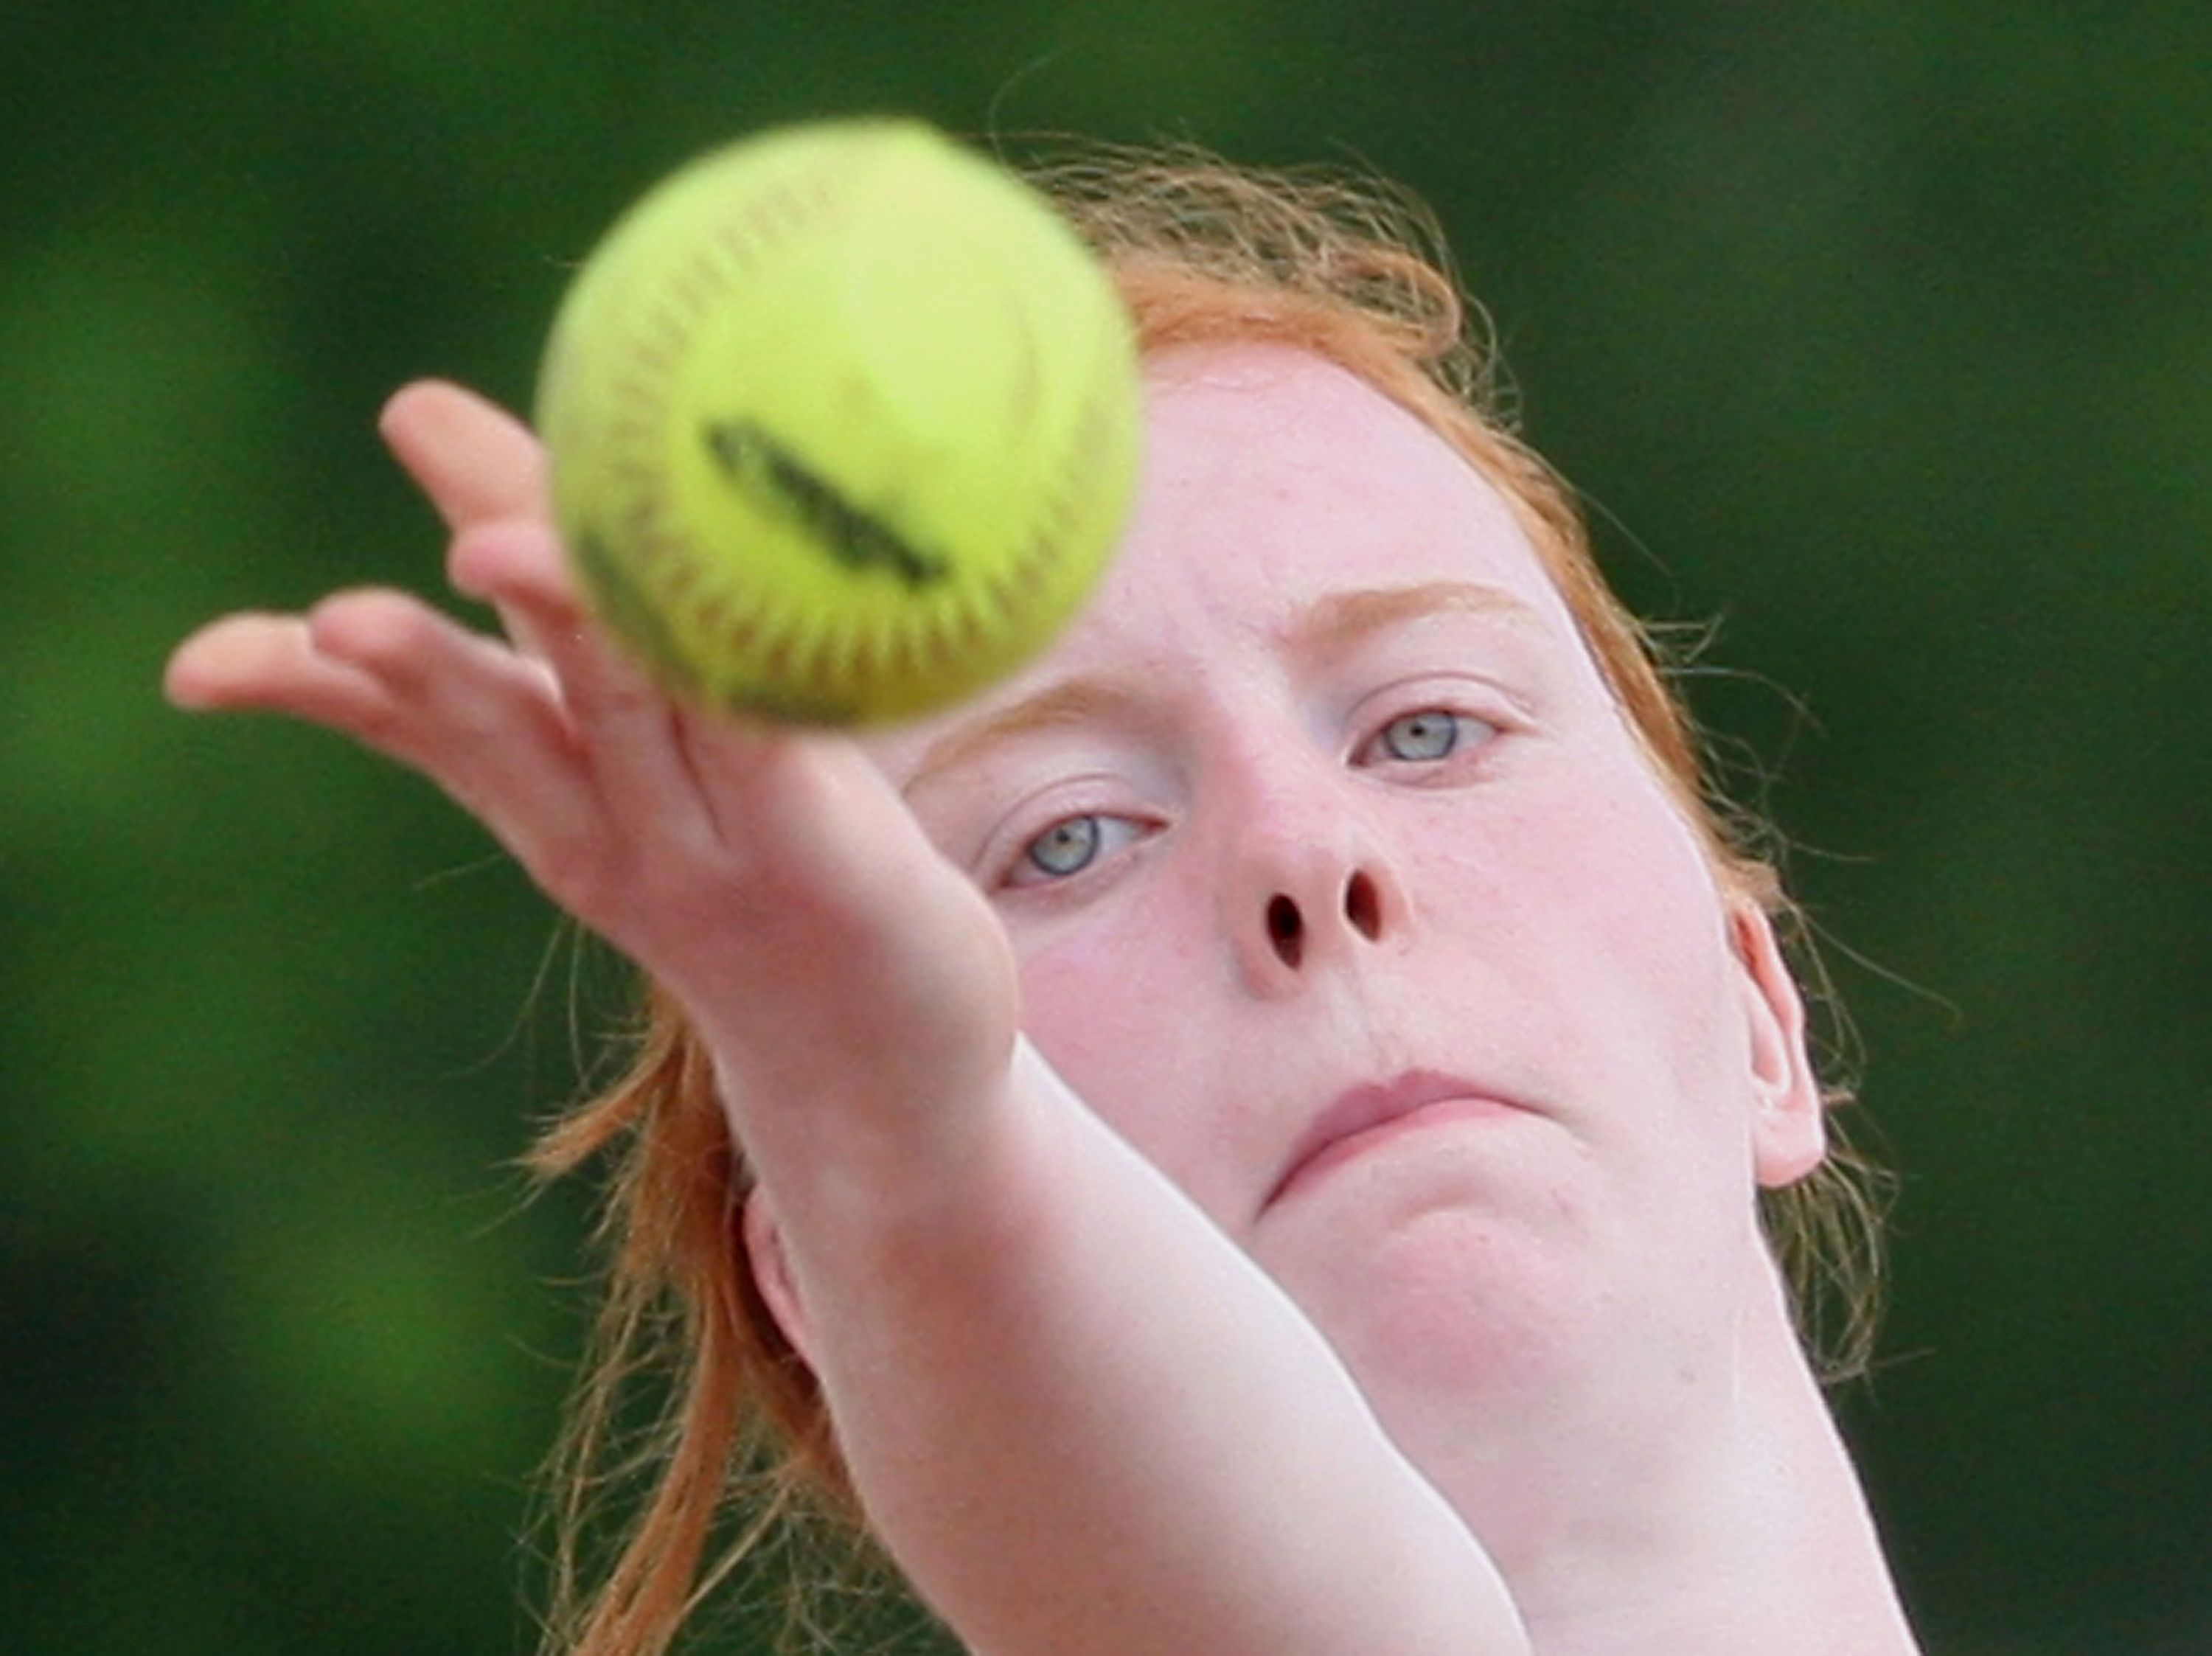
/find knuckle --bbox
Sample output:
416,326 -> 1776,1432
314,592 -> 442,678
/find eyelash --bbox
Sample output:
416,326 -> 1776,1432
995,703 -> 1503,891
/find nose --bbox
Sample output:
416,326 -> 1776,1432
1226,792 -> 1407,996
1263,872 -> 1386,968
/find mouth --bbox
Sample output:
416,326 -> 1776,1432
1263,1068 -> 1523,1212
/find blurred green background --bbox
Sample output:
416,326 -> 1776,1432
4,3 -> 2208,1652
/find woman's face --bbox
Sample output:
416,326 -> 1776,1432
866,343 -> 1822,1402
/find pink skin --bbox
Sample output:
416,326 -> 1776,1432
170,351 -> 1821,1427
866,343 -> 1825,1469
167,350 -> 1848,1648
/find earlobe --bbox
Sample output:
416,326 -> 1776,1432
742,1189 -> 816,1367
1731,902 -> 1826,1188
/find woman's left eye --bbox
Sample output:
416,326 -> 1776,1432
1004,812 -> 1148,887
1360,709 -> 1490,765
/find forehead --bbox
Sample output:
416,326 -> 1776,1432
867,343 -> 1596,773
1124,342 -> 1575,630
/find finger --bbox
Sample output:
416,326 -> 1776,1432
446,513 -> 585,627
379,378 -> 573,664
434,467 -> 825,861
167,598 -> 585,866
301,590 -> 608,883
683,721 -> 942,925
378,380 -> 547,532
451,518 -> 726,846
165,610 -> 403,731
443,508 -> 581,660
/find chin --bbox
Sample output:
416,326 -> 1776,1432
1275,1203 -> 1614,1404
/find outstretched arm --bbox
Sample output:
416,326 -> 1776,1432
776,1034 -> 1528,1656
167,381 -> 1528,1656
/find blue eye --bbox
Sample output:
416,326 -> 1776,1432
1007,811 -> 1150,887
1375,709 -> 1467,762
1024,815 -> 1105,877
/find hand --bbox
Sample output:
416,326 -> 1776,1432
165,380 -> 1019,1169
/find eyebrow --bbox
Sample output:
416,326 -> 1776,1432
900,677 -> 1155,798
900,580 -> 1550,796
1285,580 -> 1550,655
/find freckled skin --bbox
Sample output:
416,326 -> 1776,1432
874,344 -> 1799,1427
862,348 -> 1918,1652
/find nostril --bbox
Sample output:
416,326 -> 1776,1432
1266,894 -> 1304,969
1344,869 -> 1382,941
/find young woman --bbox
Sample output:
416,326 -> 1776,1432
167,151 -> 1918,1656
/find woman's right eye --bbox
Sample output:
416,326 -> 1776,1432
1005,812 -> 1147,888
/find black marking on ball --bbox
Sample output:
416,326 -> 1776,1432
703,420 -> 950,591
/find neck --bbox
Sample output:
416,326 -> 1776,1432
1384,1248 -> 1920,1656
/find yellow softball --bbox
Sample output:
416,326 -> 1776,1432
535,119 -> 1142,725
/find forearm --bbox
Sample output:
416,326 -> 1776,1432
746,1038 -> 1529,1656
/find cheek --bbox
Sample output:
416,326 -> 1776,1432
1450,756 -> 1752,1133
1008,880 -> 1245,1210
1019,933 -> 1155,1079
1563,791 -> 1766,1214
1578,799 -> 1735,1032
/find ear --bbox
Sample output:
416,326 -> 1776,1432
741,1188 -> 816,1367
1729,901 -> 1826,1188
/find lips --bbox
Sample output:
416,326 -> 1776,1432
1264,1068 -> 1521,1211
